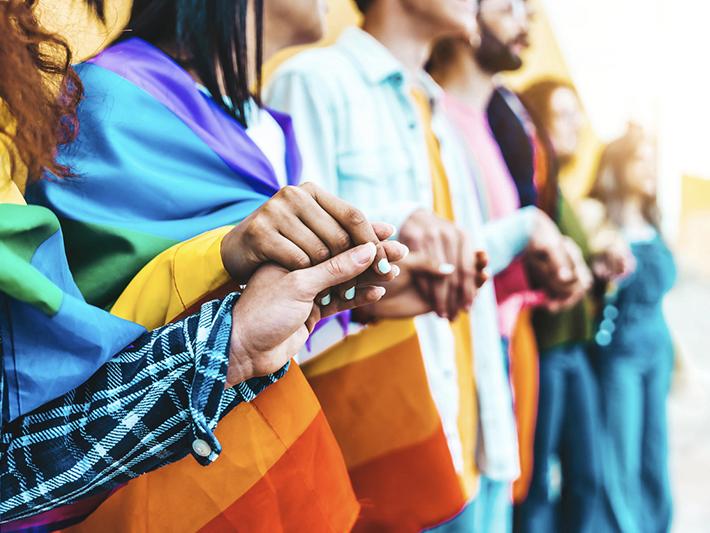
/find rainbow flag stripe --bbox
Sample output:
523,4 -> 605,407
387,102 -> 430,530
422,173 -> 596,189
24,37 -> 359,531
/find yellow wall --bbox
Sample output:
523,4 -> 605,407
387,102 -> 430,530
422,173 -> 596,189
45,0 -> 598,199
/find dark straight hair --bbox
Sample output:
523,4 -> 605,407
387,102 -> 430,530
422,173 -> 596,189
125,0 -> 264,127
85,0 -> 105,21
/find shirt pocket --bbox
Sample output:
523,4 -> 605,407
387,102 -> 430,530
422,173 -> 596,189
337,147 -> 415,206
338,147 -> 412,184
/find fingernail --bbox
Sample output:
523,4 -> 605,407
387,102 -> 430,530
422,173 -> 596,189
371,286 -> 387,299
392,265 -> 401,276
377,258 -> 392,274
320,293 -> 331,306
344,287 -> 356,300
352,242 -> 376,265
438,263 -> 456,275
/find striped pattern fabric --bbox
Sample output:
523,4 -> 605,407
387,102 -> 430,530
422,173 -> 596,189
27,38 -> 359,532
0,204 -> 146,421
1,295 -> 285,527
303,319 -> 473,531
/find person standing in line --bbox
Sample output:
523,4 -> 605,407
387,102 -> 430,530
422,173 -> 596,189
267,0 -> 588,530
22,0 -> 411,530
425,12 -> 592,530
587,126 -> 675,533
0,0 -> 405,528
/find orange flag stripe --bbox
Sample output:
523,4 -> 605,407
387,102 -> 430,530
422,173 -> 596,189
306,328 -> 440,468
510,309 -> 540,503
63,365 -> 350,532
200,411 -> 359,533
350,425 -> 468,532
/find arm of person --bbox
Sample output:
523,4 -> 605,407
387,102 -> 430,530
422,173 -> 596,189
481,205 -> 538,275
1,243 -> 389,523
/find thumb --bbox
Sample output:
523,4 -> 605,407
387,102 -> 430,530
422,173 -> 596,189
296,242 -> 377,297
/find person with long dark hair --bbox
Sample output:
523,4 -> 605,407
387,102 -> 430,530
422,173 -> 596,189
1,0 -> 405,528
588,126 -> 676,533
27,0 -> 411,531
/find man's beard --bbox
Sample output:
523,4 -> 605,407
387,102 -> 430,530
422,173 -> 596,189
474,20 -> 526,73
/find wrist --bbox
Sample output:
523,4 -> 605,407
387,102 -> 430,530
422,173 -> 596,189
226,314 -> 256,386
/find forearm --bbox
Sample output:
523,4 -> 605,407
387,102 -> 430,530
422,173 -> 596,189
482,206 -> 538,275
0,294 -> 286,523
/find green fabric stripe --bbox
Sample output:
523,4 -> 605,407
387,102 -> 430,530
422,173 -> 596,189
533,194 -> 596,351
0,204 -> 63,315
59,218 -> 178,309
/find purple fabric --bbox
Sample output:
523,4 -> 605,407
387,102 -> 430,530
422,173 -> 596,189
87,38 -> 350,341
88,38 -> 302,196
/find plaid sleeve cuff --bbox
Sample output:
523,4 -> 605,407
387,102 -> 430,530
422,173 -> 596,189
186,293 -> 288,466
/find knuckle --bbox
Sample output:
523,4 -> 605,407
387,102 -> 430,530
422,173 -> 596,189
314,246 -> 331,262
247,216 -> 268,237
281,185 -> 302,201
325,257 -> 346,278
344,207 -> 366,227
294,254 -> 312,269
333,230 -> 351,250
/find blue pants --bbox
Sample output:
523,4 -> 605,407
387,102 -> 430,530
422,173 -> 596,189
594,351 -> 673,533
428,476 -> 512,533
514,344 -> 603,533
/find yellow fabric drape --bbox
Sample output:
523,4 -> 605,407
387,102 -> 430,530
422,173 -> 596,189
111,226 -> 233,327
412,88 -> 479,497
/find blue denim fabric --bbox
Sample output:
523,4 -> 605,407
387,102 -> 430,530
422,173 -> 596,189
593,348 -> 673,533
427,476 -> 512,533
514,343 -> 603,533
592,233 -> 675,533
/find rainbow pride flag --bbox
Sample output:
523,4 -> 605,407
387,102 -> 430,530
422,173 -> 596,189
303,317 -> 477,531
27,38 -> 359,531
0,203 -> 144,422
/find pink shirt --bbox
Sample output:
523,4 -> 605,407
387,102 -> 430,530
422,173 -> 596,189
444,94 -> 539,338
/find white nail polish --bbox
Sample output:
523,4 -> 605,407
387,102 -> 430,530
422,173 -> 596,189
320,293 -> 331,306
438,263 -> 456,275
378,258 -> 392,274
344,287 -> 356,300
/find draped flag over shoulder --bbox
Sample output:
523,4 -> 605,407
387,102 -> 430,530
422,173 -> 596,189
26,38 -> 359,532
0,203 -> 144,422
303,317 -> 476,532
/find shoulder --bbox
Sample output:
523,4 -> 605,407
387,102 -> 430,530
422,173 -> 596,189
269,45 -> 361,96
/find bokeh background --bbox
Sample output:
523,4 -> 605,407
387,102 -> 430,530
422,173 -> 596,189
46,0 -> 710,530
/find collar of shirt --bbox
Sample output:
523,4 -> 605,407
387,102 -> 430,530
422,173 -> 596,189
336,27 -> 445,108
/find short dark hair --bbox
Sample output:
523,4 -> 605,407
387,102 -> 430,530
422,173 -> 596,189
85,0 -> 105,21
354,0 -> 375,13
126,0 -> 264,127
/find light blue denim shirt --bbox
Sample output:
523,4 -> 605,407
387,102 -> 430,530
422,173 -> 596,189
266,27 -> 535,272
267,27 -> 524,481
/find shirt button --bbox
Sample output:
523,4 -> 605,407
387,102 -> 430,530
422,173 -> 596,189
192,438 -> 212,458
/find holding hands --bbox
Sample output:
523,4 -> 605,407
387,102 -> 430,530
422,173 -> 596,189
227,243 -> 392,386
220,182 -> 410,385
398,209 -> 488,320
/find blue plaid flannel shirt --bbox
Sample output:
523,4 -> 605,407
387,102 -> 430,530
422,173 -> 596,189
0,293 -> 288,523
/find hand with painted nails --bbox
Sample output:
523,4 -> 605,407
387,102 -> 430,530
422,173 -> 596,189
398,209 -> 482,320
351,250 -> 489,321
220,182 -> 400,295
227,243 -> 390,386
